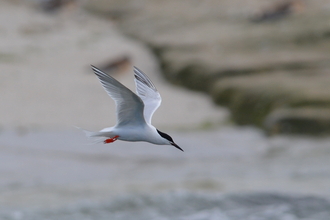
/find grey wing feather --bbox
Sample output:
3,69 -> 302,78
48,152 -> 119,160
133,66 -> 161,124
91,65 -> 146,126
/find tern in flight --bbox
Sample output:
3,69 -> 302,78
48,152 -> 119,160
82,65 -> 183,152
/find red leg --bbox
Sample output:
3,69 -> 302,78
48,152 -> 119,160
104,135 -> 119,144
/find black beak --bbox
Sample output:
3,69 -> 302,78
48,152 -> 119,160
171,142 -> 184,152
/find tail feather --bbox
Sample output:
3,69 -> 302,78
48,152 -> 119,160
75,127 -> 114,144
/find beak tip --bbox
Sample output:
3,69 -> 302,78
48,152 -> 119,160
171,143 -> 184,152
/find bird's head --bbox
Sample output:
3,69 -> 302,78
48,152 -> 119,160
156,129 -> 183,152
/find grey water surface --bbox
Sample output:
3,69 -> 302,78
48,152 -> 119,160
1,127 -> 330,219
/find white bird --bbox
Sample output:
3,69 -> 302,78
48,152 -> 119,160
82,65 -> 183,152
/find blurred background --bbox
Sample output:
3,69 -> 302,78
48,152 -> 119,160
1,0 -> 330,219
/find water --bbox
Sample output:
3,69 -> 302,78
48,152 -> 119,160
1,127 -> 330,219
1,192 -> 330,220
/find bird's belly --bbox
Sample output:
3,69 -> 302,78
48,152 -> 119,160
115,128 -> 149,142
114,126 -> 163,144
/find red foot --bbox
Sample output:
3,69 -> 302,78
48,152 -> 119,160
104,135 -> 119,144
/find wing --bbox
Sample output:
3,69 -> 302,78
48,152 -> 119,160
133,66 -> 161,124
91,65 -> 146,127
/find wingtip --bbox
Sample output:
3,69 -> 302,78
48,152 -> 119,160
133,66 -> 139,73
90,65 -> 106,77
133,66 -> 143,79
133,66 -> 145,74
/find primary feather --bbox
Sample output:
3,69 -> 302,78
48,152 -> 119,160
91,65 -> 146,126
133,66 -> 161,124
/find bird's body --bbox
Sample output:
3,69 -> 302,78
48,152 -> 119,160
97,126 -> 168,145
82,66 -> 183,151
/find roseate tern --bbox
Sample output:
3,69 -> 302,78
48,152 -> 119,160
82,65 -> 183,152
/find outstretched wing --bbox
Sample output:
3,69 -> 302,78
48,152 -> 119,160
133,67 -> 161,124
91,65 -> 146,127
